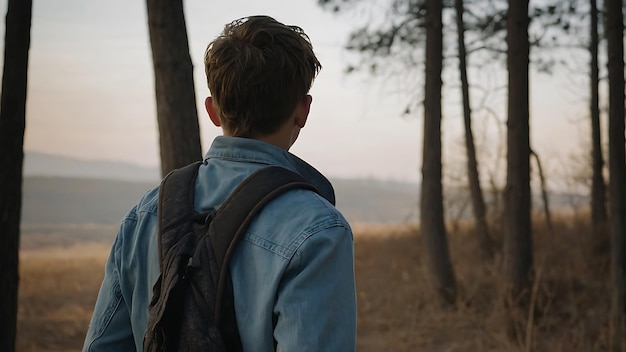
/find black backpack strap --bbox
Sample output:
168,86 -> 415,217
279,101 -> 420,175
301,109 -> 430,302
209,166 -> 322,322
157,161 -> 203,270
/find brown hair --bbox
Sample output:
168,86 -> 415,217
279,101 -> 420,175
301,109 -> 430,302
204,16 -> 322,137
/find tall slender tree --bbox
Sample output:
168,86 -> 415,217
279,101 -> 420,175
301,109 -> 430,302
503,0 -> 533,301
605,0 -> 626,347
146,0 -> 202,176
318,0 -> 458,304
589,0 -> 607,236
454,0 -> 494,261
0,0 -> 32,350
421,0 -> 457,306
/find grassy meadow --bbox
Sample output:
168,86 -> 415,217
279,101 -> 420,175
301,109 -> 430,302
17,215 -> 612,351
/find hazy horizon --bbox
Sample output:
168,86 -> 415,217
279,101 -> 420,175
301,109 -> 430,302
22,150 -> 424,185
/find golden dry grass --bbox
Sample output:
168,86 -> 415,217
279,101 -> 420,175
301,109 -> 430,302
17,215 -> 612,351
17,244 -> 109,352
354,216 -> 611,351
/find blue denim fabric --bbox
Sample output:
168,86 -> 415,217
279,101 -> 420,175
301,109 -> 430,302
82,136 -> 357,352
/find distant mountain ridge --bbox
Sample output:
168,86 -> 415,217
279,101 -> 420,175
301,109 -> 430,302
24,151 -> 160,182
21,152 -> 420,225
21,176 -> 419,225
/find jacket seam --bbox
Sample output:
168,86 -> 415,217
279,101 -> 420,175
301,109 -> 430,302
242,220 -> 349,260
84,281 -> 124,352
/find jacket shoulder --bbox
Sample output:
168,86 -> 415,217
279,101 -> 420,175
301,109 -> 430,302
242,188 -> 351,259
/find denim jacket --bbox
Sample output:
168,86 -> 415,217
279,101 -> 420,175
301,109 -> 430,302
82,136 -> 357,352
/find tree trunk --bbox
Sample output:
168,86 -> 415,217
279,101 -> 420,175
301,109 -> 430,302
605,0 -> 626,348
589,0 -> 607,235
530,149 -> 553,235
0,0 -> 32,350
421,0 -> 457,307
146,0 -> 202,176
504,0 -> 533,301
454,0 -> 494,261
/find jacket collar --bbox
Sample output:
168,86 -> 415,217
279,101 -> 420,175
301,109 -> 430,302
205,136 -> 336,204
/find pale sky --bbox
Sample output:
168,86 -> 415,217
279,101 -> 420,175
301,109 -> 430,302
2,0 -> 592,185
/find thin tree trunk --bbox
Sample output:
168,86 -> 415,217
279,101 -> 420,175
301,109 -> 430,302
605,0 -> 626,348
146,0 -> 202,176
454,0 -> 494,261
0,0 -> 32,350
530,149 -> 553,235
504,0 -> 533,301
421,0 -> 457,307
589,0 -> 607,235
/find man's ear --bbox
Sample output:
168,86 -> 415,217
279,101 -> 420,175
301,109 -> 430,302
205,97 -> 221,127
295,95 -> 313,128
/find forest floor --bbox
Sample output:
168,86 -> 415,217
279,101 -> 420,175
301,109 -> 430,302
17,214 -> 613,351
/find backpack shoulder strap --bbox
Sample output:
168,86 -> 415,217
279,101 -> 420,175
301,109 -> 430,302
157,161 -> 203,270
209,166 -> 322,318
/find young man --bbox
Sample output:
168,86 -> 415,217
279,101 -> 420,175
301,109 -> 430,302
82,15 -> 357,352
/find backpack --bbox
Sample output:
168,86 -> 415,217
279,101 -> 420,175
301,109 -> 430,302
143,162 -> 321,352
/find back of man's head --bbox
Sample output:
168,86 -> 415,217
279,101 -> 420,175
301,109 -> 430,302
204,15 -> 321,138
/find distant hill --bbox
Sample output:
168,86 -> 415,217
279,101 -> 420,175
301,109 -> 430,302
21,152 -> 421,225
21,176 -> 156,225
21,176 -> 419,225
24,151 -> 160,182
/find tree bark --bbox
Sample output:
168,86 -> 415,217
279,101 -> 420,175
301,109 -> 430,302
454,0 -> 494,261
589,0 -> 607,234
504,0 -> 533,301
421,0 -> 457,306
0,0 -> 32,350
605,0 -> 626,348
146,0 -> 202,176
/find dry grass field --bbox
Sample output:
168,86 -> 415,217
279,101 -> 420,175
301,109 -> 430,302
17,215 -> 612,351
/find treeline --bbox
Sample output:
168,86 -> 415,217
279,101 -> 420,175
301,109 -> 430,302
318,0 -> 625,348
